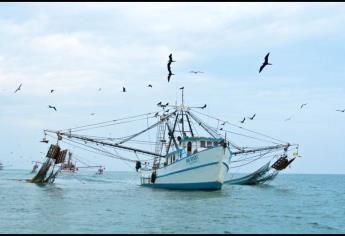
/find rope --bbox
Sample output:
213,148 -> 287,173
190,109 -> 288,144
59,111 -> 159,132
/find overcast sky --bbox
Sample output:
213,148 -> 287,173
0,3 -> 344,174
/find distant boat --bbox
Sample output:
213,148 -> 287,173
60,152 -> 78,173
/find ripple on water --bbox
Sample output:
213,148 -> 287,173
0,170 -> 344,233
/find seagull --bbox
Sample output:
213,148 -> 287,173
240,117 -> 246,123
220,128 -> 223,131
284,117 -> 292,121
122,87 -> 126,92
180,87 -> 184,90
189,71 -> 204,74
14,83 -> 22,93
336,109 -> 345,112
50,89 -> 54,93
248,113 -> 256,120
90,113 -> 96,116
48,105 -> 57,111
40,139 -> 49,143
201,104 -> 207,109
300,103 -> 308,109
147,84 -> 153,88
157,102 -> 162,106
259,53 -> 272,73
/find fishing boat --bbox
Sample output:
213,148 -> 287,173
60,152 -> 78,173
41,89 -> 298,189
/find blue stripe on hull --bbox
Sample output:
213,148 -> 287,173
141,181 -> 222,191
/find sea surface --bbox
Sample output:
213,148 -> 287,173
0,169 -> 344,234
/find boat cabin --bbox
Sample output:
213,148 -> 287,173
163,136 -> 224,167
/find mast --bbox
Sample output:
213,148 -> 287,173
181,88 -> 185,137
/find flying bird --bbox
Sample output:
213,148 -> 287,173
90,113 -> 96,116
157,102 -> 162,106
189,71 -> 204,74
221,121 -> 228,125
240,117 -> 246,123
201,104 -> 207,109
167,54 -> 175,82
300,103 -> 308,109
154,112 -> 159,117
219,128 -> 223,131
122,87 -> 126,92
98,88 -> 102,91
161,103 -> 169,109
50,89 -> 55,93
14,83 -> 22,93
336,109 -> 345,112
259,53 -> 272,73
284,117 -> 292,121
48,105 -> 57,111
40,139 -> 49,143
147,84 -> 153,88
248,113 -> 256,120
180,87 -> 184,90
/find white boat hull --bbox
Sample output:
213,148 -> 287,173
140,146 -> 231,190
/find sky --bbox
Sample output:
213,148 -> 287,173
0,2 -> 344,174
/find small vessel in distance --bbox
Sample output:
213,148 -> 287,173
60,152 -> 78,173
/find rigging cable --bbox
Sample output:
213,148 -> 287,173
189,109 -> 289,144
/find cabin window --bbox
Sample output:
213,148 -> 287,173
207,141 -> 212,147
187,142 -> 192,153
200,141 -> 205,148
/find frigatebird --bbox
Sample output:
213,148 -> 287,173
14,83 -> 22,93
300,103 -> 308,109
189,71 -> 204,74
259,52 -> 272,73
248,113 -> 256,120
48,105 -> 57,111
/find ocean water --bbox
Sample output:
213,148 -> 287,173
0,169 -> 344,234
